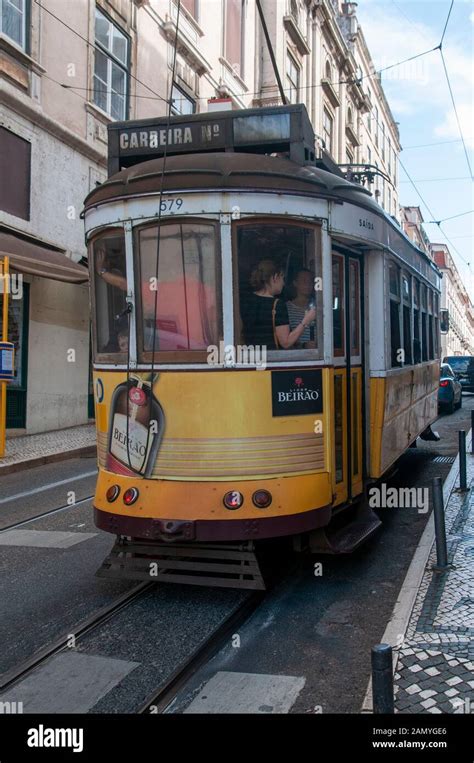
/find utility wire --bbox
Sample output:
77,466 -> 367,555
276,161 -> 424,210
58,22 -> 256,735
440,0 -> 455,48
425,210 -> 474,224
438,48 -> 473,179
399,157 -> 472,270
33,0 -> 169,105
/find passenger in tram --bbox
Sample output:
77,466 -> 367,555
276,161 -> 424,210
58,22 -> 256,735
241,259 -> 316,350
286,268 -> 316,349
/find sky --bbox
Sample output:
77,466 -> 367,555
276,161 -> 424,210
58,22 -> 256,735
355,0 -> 474,296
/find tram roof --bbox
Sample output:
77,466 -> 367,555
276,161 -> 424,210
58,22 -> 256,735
84,151 -> 376,209
83,152 -> 440,277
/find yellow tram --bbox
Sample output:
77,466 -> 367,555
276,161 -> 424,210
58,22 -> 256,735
83,105 -> 441,586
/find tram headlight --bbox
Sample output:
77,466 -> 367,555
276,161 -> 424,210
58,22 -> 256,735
223,491 -> 244,510
123,487 -> 139,506
252,490 -> 272,509
106,485 -> 120,503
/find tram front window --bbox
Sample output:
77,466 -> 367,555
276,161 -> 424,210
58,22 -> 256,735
92,231 -> 127,355
236,223 -> 322,356
137,222 -> 220,353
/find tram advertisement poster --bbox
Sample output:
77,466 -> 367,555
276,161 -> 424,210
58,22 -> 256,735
271,369 -> 323,417
106,373 -> 165,478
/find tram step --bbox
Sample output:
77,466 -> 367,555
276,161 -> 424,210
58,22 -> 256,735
96,538 -> 266,590
308,502 -> 382,554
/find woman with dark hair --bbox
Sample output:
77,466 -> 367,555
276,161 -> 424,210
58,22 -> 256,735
241,259 -> 316,350
286,268 -> 316,349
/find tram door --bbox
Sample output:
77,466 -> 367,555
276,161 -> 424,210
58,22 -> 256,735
332,251 -> 364,505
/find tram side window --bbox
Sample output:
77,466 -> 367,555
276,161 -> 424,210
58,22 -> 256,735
421,284 -> 428,362
137,222 -> 220,354
434,293 -> 440,357
235,223 -> 322,357
428,289 -> 434,360
92,232 -> 127,355
389,264 -> 401,368
332,254 -> 344,356
349,259 -> 360,356
413,279 -> 421,364
402,273 -> 412,365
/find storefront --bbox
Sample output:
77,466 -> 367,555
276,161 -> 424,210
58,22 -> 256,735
0,226 -> 89,432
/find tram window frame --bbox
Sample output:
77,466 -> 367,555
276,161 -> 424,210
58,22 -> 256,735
434,292 -> 440,357
332,253 -> 345,357
232,219 -> 324,362
134,218 -> 223,363
428,288 -> 434,360
413,278 -> 421,364
420,283 -> 428,362
89,227 -> 128,363
388,262 -> 402,368
402,272 -> 412,365
349,259 -> 360,357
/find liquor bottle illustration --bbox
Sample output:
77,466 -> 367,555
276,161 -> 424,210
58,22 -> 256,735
106,373 -> 165,477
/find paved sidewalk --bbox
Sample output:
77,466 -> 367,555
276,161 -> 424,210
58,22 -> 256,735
393,435 -> 474,714
0,424 -> 96,475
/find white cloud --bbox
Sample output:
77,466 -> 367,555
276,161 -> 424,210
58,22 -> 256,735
356,5 -> 474,148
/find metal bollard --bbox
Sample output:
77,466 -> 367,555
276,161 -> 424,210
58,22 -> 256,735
431,477 -> 452,572
371,643 -> 394,714
459,430 -> 467,491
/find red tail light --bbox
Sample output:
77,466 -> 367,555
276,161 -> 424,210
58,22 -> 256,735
123,487 -> 139,505
223,491 -> 244,510
439,380 -> 449,387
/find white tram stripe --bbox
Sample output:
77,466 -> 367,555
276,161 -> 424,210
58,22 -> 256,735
0,530 -> 97,548
183,671 -> 306,714
0,471 -> 97,505
0,652 -> 140,713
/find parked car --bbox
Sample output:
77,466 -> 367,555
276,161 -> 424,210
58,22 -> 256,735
443,355 -> 474,394
438,363 -> 463,414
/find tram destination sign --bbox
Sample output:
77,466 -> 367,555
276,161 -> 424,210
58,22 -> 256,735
108,116 -> 227,174
107,105 -> 317,175
271,369 -> 323,417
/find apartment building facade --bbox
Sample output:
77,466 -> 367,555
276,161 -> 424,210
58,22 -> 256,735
0,0 -> 401,433
431,244 -> 474,358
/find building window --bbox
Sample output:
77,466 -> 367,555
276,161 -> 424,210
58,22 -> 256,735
346,148 -> 353,165
0,127 -> 30,220
171,83 -> 195,115
325,59 -> 332,80
374,106 -> 379,146
367,146 -> 372,164
347,106 -> 353,126
286,51 -> 300,104
323,108 -> 333,155
93,7 -> 129,120
1,0 -> 27,49
225,0 -> 245,78
381,122 -> 385,161
387,137 -> 392,175
181,0 -> 198,19
388,187 -> 391,214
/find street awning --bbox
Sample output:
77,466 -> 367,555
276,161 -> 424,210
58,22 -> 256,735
0,229 -> 89,284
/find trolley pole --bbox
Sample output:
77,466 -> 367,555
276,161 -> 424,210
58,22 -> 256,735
371,644 -> 394,714
0,256 -> 9,458
459,431 -> 467,491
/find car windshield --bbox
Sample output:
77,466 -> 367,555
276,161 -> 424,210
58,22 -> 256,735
444,357 -> 474,372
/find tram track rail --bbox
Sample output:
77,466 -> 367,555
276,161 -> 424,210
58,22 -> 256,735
0,581 -> 154,693
137,590 -> 264,713
0,494 -> 95,534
